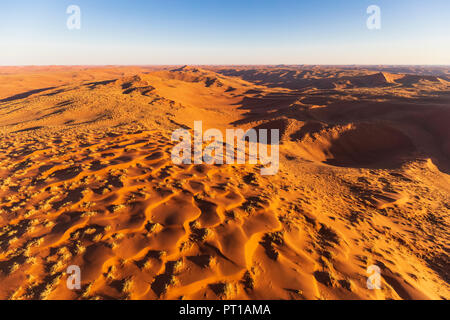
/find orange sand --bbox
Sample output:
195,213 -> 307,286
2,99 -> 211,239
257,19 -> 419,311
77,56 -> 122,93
0,66 -> 448,300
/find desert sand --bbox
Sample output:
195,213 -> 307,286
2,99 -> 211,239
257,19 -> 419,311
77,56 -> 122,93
0,65 -> 448,300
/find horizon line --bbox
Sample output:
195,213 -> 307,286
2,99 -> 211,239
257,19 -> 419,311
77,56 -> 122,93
1,64 -> 449,67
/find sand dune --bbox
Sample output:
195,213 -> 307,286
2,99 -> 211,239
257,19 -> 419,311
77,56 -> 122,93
215,67 -> 449,90
293,123 -> 415,166
0,66 -> 449,300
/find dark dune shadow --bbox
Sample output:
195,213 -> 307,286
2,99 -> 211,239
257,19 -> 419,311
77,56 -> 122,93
0,87 -> 57,103
230,83 -> 450,172
216,68 -> 449,90
85,79 -> 117,89
230,92 -> 300,126
44,89 -> 67,97
12,126 -> 44,133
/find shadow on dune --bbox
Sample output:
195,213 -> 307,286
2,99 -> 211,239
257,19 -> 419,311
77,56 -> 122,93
12,126 -> 44,133
216,68 -> 449,90
0,87 -> 57,103
85,79 -> 117,89
231,88 -> 450,173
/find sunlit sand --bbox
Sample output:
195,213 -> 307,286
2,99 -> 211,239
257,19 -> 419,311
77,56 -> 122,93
0,65 -> 448,300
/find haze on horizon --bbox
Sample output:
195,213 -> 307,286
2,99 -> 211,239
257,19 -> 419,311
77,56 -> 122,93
1,0 -> 449,66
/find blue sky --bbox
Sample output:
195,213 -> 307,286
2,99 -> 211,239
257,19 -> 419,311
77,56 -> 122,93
0,0 -> 449,65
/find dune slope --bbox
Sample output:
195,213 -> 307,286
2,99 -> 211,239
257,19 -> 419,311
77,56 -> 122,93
0,66 -> 449,300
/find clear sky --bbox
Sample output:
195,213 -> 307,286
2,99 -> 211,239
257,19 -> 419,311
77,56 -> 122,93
1,0 -> 449,65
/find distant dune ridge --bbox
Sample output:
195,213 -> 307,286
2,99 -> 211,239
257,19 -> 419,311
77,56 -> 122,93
0,65 -> 448,300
